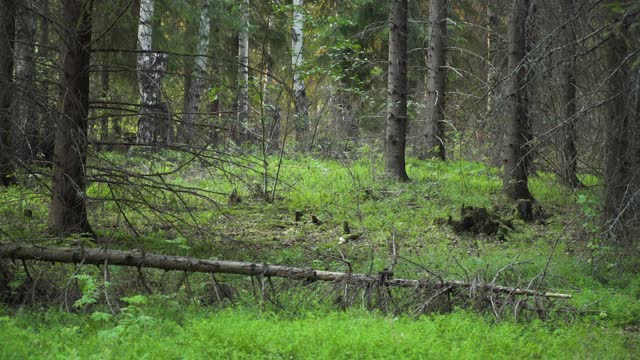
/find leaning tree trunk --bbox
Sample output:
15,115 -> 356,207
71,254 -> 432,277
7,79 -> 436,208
181,0 -> 211,145
384,0 -> 410,181
48,0 -> 93,236
559,0 -> 583,189
136,0 -> 168,145
422,0 -> 448,160
237,0 -> 250,142
502,0 -> 533,201
291,0 -> 309,150
0,0 -> 16,186
12,0 -> 37,162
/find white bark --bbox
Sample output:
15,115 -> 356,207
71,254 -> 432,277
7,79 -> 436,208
237,0 -> 249,137
291,0 -> 308,148
181,0 -> 211,144
136,0 -> 168,144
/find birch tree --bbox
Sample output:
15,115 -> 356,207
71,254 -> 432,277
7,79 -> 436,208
181,0 -> 211,145
136,0 -> 168,144
49,0 -> 93,235
385,0 -> 410,181
422,0 -> 448,160
237,0 -> 249,141
291,0 -> 309,150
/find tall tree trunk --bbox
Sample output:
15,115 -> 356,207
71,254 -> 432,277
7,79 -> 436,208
422,0 -> 448,160
237,0 -> 249,142
486,0 -> 499,114
12,0 -> 37,162
603,13 -> 635,243
0,0 -> 16,186
385,0 -> 410,181
48,0 -> 93,235
291,0 -> 309,150
136,0 -> 168,145
37,0 -> 55,162
262,11 -> 280,152
502,0 -> 533,201
559,0 -> 583,189
181,0 -> 211,145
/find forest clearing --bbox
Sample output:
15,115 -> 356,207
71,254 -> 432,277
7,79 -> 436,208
1,0 -> 639,358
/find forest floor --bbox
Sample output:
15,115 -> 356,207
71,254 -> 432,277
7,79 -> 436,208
1,150 -> 639,358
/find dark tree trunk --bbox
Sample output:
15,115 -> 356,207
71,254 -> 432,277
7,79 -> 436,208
502,0 -> 533,201
384,0 -> 410,181
12,0 -> 37,162
48,0 -> 93,236
422,0 -> 448,160
603,14 -> 634,242
559,0 -> 583,189
37,0 -> 55,163
0,0 -> 16,186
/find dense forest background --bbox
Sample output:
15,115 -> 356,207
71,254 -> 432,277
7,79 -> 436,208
0,0 -> 639,357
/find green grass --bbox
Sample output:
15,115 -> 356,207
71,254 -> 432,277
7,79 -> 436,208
1,306 -> 635,359
1,150 -> 639,358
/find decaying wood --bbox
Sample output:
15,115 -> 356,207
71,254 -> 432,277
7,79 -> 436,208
0,243 -> 571,299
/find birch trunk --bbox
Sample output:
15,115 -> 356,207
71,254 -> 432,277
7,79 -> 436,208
237,0 -> 249,141
291,0 -> 309,150
136,0 -> 168,144
262,12 -> 280,151
12,0 -> 37,161
48,0 -> 93,235
0,0 -> 15,186
422,0 -> 448,160
385,0 -> 409,181
181,0 -> 211,145
502,0 -> 533,201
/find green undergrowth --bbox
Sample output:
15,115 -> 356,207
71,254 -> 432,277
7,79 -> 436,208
0,305 -> 636,360
1,150 -> 638,358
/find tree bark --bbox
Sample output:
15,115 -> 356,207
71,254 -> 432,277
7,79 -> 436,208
603,13 -> 634,242
422,0 -> 448,160
12,0 -> 37,162
559,0 -> 583,189
502,0 -> 533,201
0,0 -> 16,186
136,0 -> 168,145
181,0 -> 211,145
0,243 -> 572,299
385,0 -> 410,181
292,0 -> 309,150
237,0 -> 250,142
48,0 -> 93,236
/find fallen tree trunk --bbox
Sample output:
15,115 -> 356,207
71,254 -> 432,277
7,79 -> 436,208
0,243 -> 571,299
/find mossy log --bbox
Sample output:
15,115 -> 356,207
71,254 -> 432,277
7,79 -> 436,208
0,243 -> 571,299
